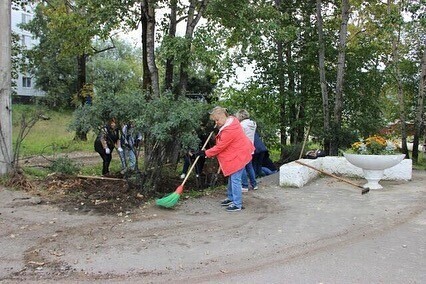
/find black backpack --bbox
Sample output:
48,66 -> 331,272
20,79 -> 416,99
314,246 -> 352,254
305,149 -> 326,159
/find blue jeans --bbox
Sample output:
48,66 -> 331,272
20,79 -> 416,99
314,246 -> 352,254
241,161 -> 257,188
227,168 -> 244,208
124,147 -> 136,169
119,147 -> 136,170
261,166 -> 277,176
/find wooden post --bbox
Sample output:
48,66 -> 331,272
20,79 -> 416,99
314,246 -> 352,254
0,0 -> 13,175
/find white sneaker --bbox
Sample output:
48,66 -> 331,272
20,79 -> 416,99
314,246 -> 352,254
253,185 -> 258,190
241,187 -> 248,192
180,173 -> 186,179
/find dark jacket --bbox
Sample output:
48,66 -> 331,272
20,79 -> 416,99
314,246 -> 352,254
94,125 -> 120,153
254,132 -> 267,154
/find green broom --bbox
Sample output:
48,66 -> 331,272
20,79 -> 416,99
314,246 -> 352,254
156,130 -> 215,208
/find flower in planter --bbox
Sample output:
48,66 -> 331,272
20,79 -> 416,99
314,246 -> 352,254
350,135 -> 398,155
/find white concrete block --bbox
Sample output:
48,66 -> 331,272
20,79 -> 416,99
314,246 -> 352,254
383,159 -> 412,180
320,157 -> 363,177
279,156 -> 412,188
279,159 -> 319,188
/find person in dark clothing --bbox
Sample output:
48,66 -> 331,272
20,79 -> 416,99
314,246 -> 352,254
180,131 -> 212,179
252,131 -> 268,177
261,151 -> 278,176
94,118 -> 123,176
180,149 -> 205,179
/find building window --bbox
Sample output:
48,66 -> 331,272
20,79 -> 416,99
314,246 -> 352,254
22,13 -> 32,24
22,77 -> 31,88
21,35 -> 30,47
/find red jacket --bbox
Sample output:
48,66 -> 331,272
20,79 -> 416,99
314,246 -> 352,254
205,116 -> 255,176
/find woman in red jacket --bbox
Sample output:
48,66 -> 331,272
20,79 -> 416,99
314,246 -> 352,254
198,106 -> 254,212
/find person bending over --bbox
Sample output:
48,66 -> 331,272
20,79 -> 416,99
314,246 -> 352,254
94,118 -> 123,176
197,107 -> 254,212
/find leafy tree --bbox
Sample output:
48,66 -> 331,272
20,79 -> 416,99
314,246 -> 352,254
11,31 -> 22,96
406,0 -> 426,163
23,5 -> 78,108
87,39 -> 143,99
70,92 -> 207,194
23,0 -> 134,139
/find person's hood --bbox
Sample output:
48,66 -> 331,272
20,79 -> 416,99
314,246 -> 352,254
218,116 -> 239,134
241,118 -> 256,129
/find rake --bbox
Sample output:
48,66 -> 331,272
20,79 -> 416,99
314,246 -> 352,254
295,160 -> 369,194
156,130 -> 214,208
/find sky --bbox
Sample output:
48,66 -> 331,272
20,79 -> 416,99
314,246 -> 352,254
116,6 -> 254,89
118,27 -> 254,89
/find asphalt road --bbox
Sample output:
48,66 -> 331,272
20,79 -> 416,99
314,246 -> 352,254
0,170 -> 425,283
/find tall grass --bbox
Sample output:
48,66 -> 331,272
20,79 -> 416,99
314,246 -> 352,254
12,104 -> 94,157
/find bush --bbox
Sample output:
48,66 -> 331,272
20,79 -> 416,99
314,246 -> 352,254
50,157 -> 80,175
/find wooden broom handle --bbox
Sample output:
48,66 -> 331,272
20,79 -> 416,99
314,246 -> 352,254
181,130 -> 214,186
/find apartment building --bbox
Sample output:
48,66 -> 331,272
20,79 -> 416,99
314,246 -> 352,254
11,4 -> 44,99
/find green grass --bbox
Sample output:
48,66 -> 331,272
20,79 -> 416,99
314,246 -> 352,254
412,151 -> 426,170
12,104 -> 93,157
77,159 -> 124,176
22,167 -> 50,178
10,104 -> 143,177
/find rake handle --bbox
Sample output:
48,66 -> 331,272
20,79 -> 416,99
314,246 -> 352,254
295,160 -> 365,190
181,130 -> 214,186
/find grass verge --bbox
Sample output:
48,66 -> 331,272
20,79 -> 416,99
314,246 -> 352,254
12,104 -> 93,157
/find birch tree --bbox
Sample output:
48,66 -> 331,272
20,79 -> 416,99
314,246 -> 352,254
412,42 -> 426,162
330,0 -> 350,156
316,0 -> 330,154
141,0 -> 160,98
164,0 -> 178,91
387,0 -> 409,158
177,0 -> 209,96
409,0 -> 426,163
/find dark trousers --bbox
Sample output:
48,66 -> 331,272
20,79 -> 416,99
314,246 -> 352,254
252,151 -> 266,177
182,154 -> 205,175
95,141 -> 113,175
96,151 -> 112,175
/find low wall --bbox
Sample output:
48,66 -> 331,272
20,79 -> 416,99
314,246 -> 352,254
279,156 -> 412,188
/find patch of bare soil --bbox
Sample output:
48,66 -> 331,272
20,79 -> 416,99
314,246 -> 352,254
12,153 -> 227,216
20,172 -> 223,216
31,174 -> 142,215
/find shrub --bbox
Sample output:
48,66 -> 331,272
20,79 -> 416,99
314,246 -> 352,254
50,157 -> 80,175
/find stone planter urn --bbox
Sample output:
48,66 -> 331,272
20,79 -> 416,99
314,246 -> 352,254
343,153 -> 405,190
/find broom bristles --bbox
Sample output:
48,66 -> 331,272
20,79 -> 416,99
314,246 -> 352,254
156,185 -> 183,208
156,192 -> 181,208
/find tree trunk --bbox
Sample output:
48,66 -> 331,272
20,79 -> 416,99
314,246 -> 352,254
177,0 -> 208,97
141,0 -> 160,98
74,53 -> 88,141
275,0 -> 288,161
0,0 -> 13,175
141,1 -> 151,95
278,55 -> 288,160
412,41 -> 426,162
286,46 -> 297,144
388,0 -> 409,159
165,0 -> 177,91
330,0 -> 350,156
316,0 -> 330,155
